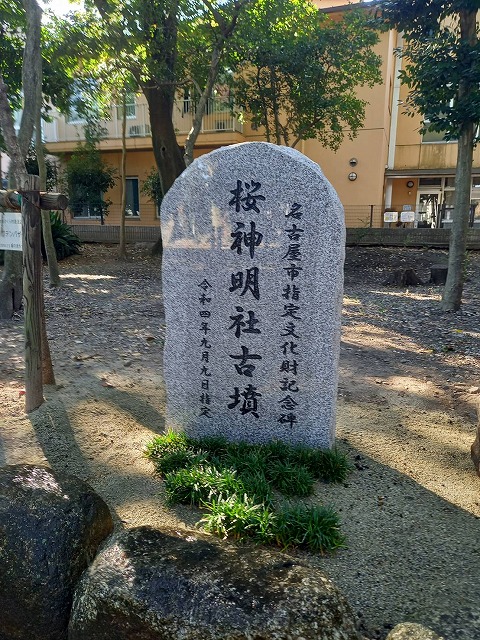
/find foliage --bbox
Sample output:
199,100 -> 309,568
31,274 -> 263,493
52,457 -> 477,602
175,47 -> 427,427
232,0 -> 382,148
49,0 -> 253,198
378,0 -> 480,311
63,142 -> 116,221
0,0 -> 25,114
200,494 -> 277,543
378,0 -> 480,141
274,504 -> 345,553
145,430 -> 349,553
24,145 -> 58,192
141,167 -> 163,210
41,212 -> 81,261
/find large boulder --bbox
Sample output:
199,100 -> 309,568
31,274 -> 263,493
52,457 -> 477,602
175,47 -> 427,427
386,622 -> 444,639
0,464 -> 113,640
69,526 -> 360,640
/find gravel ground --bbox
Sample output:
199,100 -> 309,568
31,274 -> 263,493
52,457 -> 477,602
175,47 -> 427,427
0,244 -> 479,640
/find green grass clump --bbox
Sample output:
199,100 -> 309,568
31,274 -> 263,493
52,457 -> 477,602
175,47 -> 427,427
275,505 -> 345,554
164,465 -> 242,506
145,430 -> 350,553
145,430 -> 190,458
200,494 -> 276,544
287,447 -> 352,483
266,460 -> 314,497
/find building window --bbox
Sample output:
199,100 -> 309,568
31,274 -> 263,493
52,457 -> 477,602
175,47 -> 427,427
66,79 -> 101,124
422,98 -> 457,143
116,92 -> 136,120
422,127 -> 454,143
71,200 -> 103,218
125,178 -> 140,217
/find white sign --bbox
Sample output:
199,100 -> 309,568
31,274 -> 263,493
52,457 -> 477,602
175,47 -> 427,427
0,211 -> 22,251
384,211 -> 398,223
400,211 -> 415,222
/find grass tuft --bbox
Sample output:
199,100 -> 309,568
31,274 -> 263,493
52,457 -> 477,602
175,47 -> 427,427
266,460 -> 314,497
164,465 -> 242,506
144,430 -> 350,553
275,504 -> 345,554
200,494 -> 276,543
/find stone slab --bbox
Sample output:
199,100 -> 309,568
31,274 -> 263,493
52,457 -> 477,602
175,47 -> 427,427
161,142 -> 345,448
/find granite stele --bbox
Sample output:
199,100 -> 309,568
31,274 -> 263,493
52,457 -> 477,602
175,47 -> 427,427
161,142 -> 345,449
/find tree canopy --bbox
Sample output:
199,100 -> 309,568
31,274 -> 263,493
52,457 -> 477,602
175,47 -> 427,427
47,0 -> 254,201
379,0 -> 480,141
379,0 -> 480,311
233,0 -> 382,148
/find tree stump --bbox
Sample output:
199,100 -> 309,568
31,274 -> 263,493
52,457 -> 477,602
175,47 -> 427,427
383,268 -> 423,287
429,264 -> 448,285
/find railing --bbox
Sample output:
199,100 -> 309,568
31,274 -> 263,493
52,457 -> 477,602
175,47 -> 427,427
344,204 -> 480,229
43,97 -> 244,144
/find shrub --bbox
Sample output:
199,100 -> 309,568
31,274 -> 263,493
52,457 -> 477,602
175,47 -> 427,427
275,504 -> 345,554
42,212 -> 82,260
200,494 -> 276,543
164,465 -> 242,506
266,460 -> 314,497
145,431 -> 350,553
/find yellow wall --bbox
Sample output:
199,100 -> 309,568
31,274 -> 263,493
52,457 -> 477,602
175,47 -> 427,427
65,146 -> 221,226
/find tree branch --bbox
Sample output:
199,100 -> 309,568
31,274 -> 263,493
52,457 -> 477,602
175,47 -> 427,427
18,0 -> 42,158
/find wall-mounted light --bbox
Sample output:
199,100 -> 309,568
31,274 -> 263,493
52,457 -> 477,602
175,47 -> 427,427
349,158 -> 358,167
406,180 -> 414,188
348,172 -> 357,181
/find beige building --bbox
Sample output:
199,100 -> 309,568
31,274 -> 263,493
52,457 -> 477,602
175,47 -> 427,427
43,0 -> 480,232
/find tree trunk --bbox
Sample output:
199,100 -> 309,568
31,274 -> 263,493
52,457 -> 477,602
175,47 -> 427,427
21,174 -> 44,412
441,128 -> 475,310
441,9 -> 477,312
143,84 -> 185,255
184,1 -> 245,166
144,84 -> 185,196
429,264 -> 448,285
383,268 -> 423,287
0,250 -> 23,319
36,112 -> 61,288
0,0 -> 42,319
39,280 -> 55,385
184,48 -> 222,167
118,90 -> 127,259
472,413 -> 480,477
270,66 -> 282,145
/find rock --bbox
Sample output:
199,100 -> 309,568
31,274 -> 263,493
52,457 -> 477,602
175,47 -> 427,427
468,386 -> 480,394
428,265 -> 448,286
69,526 -> 360,640
161,142 -> 345,449
385,622 -> 444,639
383,268 -> 423,287
0,464 -> 113,640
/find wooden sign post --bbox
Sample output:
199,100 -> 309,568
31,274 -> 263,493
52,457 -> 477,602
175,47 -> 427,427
1,178 -> 68,413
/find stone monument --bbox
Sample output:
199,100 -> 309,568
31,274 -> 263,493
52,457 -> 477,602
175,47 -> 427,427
161,142 -> 344,448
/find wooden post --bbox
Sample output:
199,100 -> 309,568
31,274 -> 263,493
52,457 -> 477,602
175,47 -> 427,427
20,174 -> 44,412
0,190 -> 68,211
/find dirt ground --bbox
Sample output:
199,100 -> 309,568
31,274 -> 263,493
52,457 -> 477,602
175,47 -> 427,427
0,243 -> 479,640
